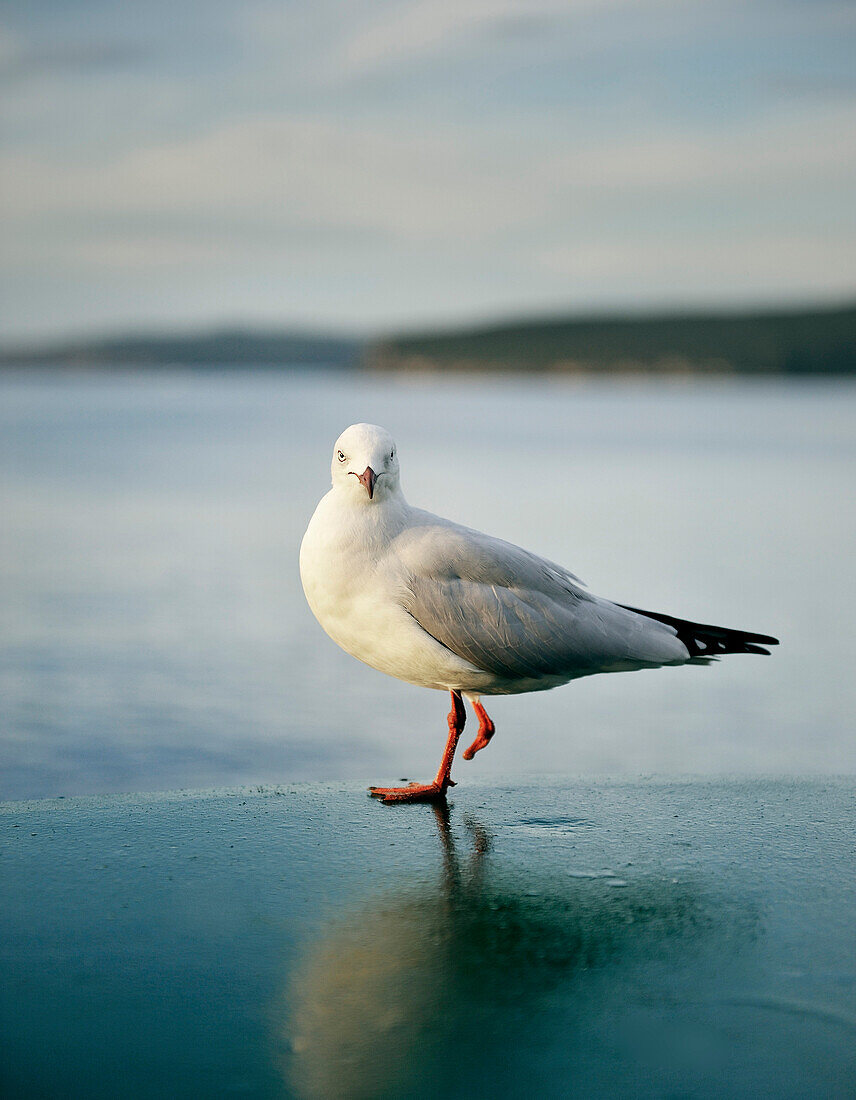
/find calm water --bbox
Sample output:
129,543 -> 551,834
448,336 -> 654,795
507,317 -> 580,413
1,369 -> 854,799
3,781 -> 855,1098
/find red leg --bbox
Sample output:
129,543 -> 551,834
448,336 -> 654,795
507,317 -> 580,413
370,691 -> 466,804
462,699 -> 495,760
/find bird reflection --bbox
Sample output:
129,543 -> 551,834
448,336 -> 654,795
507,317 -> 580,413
278,805 -> 722,1100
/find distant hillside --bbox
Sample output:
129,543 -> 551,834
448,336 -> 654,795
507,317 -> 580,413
4,303 -> 854,374
0,329 -> 361,368
366,303 -> 856,376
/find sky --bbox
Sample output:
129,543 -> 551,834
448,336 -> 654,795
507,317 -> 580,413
1,0 -> 855,342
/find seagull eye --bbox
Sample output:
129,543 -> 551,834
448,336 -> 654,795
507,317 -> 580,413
337,450 -> 346,463
390,450 -> 394,460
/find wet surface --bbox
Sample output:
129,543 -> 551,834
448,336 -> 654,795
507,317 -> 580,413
1,779 -> 855,1098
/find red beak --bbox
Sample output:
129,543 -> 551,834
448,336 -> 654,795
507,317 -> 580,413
354,466 -> 376,499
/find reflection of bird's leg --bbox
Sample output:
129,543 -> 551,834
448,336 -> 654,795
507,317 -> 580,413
430,801 -> 463,898
462,815 -> 490,888
369,691 -> 466,804
433,804 -> 491,892
462,698 -> 495,761
433,804 -> 492,908
431,801 -> 453,857
463,816 -> 490,857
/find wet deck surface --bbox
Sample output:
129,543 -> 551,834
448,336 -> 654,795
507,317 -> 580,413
2,779 -> 855,1098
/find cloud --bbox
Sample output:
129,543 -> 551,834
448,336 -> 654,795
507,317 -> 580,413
537,231 -> 856,296
761,71 -> 856,99
322,0 -> 663,83
548,104 -> 856,193
0,35 -> 149,84
0,112 -> 528,262
333,0 -> 531,77
3,97 -> 853,262
1,0 -> 855,336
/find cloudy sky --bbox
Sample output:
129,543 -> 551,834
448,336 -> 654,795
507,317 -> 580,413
2,0 -> 855,341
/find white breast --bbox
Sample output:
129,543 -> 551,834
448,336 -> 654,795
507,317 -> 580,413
299,492 -> 488,692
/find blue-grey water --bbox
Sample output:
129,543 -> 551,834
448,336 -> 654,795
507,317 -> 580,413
3,781 -> 855,1098
1,369 -> 854,799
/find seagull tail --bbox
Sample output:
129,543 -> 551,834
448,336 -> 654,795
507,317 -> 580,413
618,605 -> 780,659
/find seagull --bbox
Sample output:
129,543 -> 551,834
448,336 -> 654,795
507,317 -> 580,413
300,423 -> 778,804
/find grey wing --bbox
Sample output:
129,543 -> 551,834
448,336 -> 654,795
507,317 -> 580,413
393,520 -> 689,681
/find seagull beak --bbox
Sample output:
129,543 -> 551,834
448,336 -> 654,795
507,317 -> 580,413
356,466 -> 376,499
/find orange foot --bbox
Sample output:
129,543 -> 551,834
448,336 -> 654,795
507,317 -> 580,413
462,700 -> 495,760
369,690 -> 465,806
369,780 -> 454,804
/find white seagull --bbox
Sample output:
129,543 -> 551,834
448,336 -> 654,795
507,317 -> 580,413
300,423 -> 778,804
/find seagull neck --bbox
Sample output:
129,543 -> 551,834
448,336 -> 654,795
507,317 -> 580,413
365,491 -> 409,528
328,485 -> 410,527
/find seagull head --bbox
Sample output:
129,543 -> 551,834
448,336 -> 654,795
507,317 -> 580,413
331,423 -> 400,503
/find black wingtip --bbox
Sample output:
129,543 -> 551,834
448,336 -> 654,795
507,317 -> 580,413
618,604 -> 779,658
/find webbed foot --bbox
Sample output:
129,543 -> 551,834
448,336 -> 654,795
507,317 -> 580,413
368,780 -> 453,804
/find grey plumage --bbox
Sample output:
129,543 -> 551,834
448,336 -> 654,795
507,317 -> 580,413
394,513 -> 690,689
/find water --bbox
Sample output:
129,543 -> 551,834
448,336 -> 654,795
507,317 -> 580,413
1,369 -> 854,799
2,781 -> 855,1097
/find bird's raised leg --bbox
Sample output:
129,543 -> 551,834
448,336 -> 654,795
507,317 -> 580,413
462,698 -> 495,761
369,691 -> 466,804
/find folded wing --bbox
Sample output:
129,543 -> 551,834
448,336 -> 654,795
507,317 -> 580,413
392,517 -> 689,683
